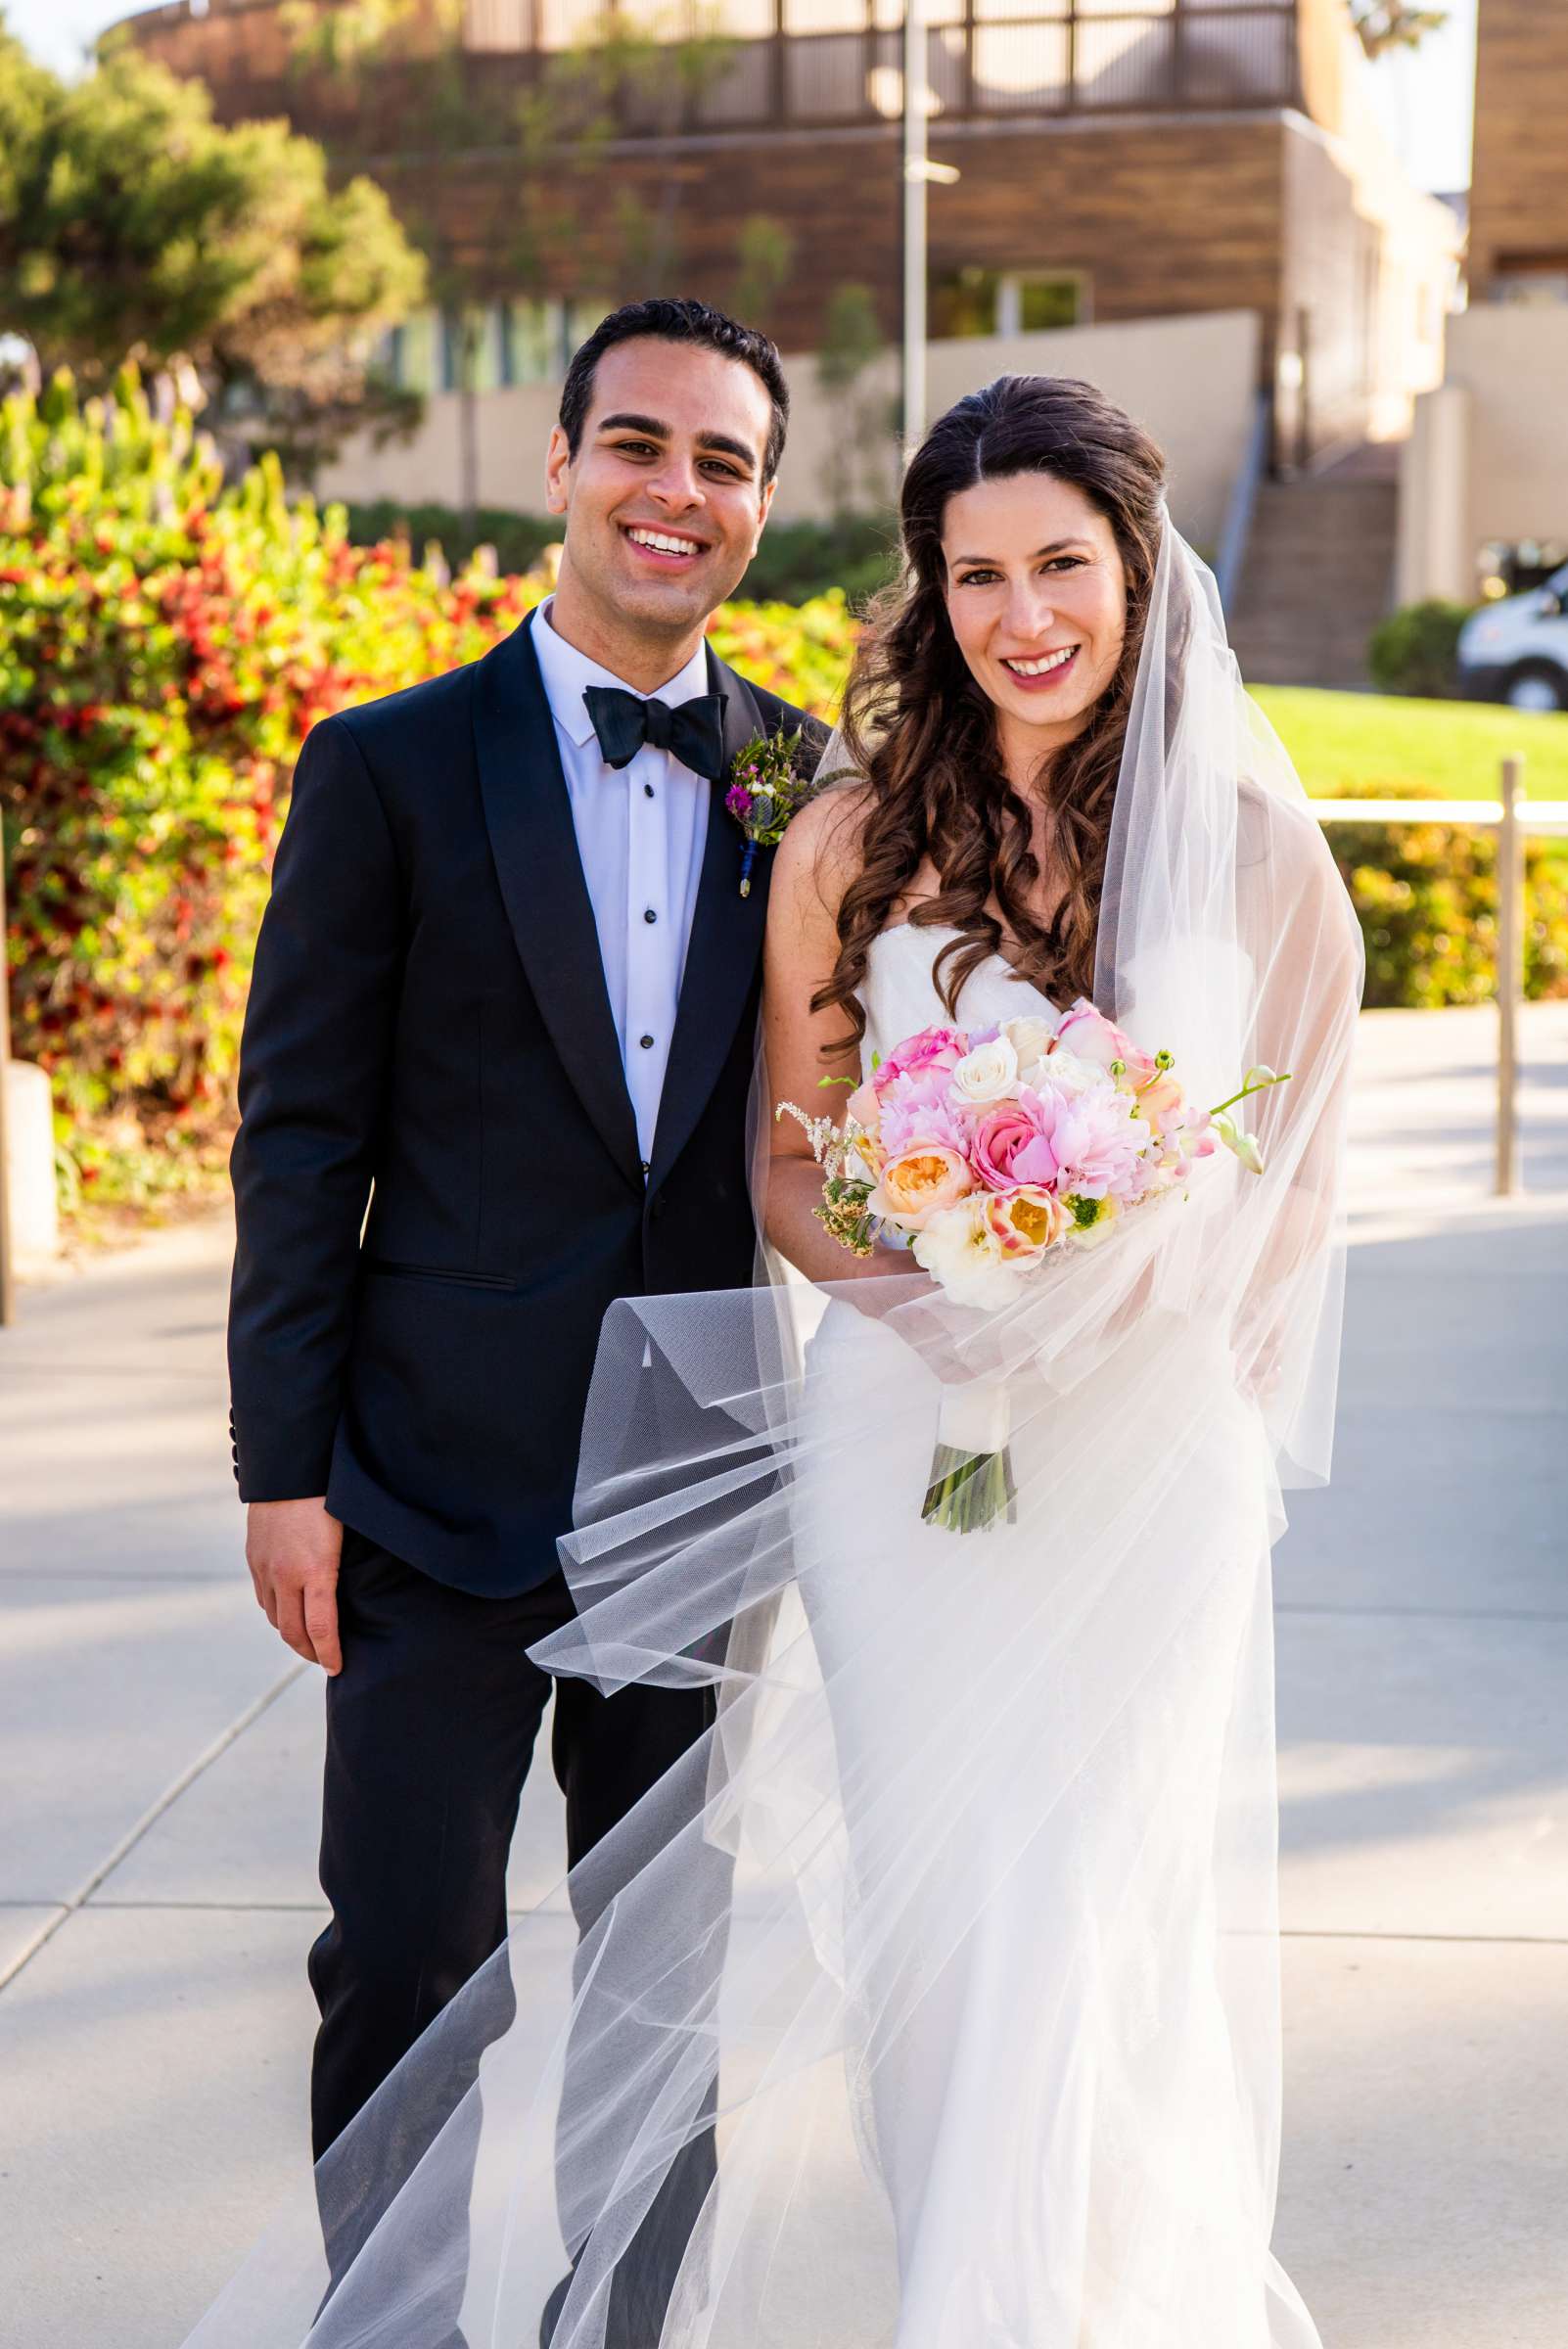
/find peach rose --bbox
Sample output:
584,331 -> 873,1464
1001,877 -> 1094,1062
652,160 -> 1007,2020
869,1144 -> 974,1231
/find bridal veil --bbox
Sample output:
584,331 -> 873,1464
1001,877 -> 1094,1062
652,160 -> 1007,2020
180,523 -> 1363,2349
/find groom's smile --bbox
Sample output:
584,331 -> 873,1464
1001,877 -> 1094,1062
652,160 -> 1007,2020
622,521 -> 711,570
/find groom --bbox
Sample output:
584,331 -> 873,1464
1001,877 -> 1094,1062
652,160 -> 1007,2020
228,297 -> 824,2343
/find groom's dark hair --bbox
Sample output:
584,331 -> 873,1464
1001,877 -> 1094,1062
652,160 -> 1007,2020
559,299 -> 790,484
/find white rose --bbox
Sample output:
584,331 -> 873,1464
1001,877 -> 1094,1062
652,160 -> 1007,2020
911,1197 -> 1023,1311
948,1035 -> 1019,1106
1028,1047 -> 1103,1099
998,1016 -> 1055,1084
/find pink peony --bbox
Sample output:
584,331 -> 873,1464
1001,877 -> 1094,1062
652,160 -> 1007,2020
971,1097 -> 1060,1192
1044,1085 -> 1155,1203
879,1067 -> 972,1157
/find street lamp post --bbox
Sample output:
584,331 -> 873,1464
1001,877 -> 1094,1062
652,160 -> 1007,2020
900,0 -> 959,469
901,0 -> 929,467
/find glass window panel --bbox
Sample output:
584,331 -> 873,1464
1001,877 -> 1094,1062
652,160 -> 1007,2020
536,0 -> 601,52
971,21 -> 1069,110
867,24 -> 962,110
783,0 -> 860,31
932,265 -> 1003,340
506,299 -> 557,382
1179,14 -> 1291,104
1017,272 -> 1084,330
870,0 -> 964,30
1074,15 -> 1175,106
786,29 -> 868,115
695,38 -> 776,116
1073,0 -> 1173,13
566,298 -> 612,360
703,0 -> 776,34
973,0 -> 1069,20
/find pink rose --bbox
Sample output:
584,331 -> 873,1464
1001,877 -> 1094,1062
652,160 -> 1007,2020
869,1143 -> 974,1230
1049,999 -> 1139,1074
971,1098 -> 1059,1192
845,1079 -> 882,1137
879,1025 -> 964,1086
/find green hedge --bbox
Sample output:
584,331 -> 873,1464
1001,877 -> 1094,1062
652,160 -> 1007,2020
1323,783 -> 1568,1008
1366,600 -> 1472,700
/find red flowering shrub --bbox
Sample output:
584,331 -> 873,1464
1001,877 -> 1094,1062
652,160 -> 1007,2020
1,369 -> 535,1136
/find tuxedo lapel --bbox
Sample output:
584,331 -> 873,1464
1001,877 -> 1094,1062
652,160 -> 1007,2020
647,650 -> 770,1191
473,613 -> 642,1190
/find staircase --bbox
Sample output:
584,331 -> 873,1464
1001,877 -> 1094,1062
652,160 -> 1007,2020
1226,443 -> 1402,692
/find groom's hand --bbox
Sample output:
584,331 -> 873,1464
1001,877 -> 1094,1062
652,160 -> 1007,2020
246,1497 -> 344,1675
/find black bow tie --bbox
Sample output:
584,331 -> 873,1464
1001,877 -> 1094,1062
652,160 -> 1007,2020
582,684 -> 729,784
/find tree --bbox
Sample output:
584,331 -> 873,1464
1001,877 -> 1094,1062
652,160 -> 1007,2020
276,0 -> 738,521
1350,1 -> 1449,59
0,23 -> 425,463
730,217 -> 797,335
815,283 -> 897,518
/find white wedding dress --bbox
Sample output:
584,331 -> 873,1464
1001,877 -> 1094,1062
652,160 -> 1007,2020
775,922 -> 1312,2349
179,526 -> 1358,2349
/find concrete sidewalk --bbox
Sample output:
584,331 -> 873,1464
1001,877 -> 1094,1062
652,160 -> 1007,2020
2,1004 -> 1565,2348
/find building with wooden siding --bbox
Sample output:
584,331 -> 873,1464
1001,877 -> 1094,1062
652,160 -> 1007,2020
1469,0 -> 1568,304
115,0 -> 1455,462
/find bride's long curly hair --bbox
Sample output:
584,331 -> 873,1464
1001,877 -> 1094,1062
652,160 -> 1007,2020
816,374 -> 1166,1047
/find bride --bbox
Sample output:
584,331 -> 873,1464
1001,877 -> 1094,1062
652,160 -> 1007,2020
184,375 -> 1362,2349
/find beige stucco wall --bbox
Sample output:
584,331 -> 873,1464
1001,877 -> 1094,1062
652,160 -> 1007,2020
313,308 -> 1261,553
1398,308 -> 1568,603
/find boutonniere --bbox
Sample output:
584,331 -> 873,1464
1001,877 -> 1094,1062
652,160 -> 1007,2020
725,726 -> 828,898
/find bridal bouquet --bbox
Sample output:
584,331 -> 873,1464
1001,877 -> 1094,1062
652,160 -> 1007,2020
779,1000 -> 1287,1533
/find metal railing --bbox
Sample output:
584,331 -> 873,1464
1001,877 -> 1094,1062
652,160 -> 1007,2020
1309,759 -> 1568,1199
120,0 -> 1304,137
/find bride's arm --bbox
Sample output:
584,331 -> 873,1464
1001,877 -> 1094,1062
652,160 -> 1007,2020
761,789 -> 901,1286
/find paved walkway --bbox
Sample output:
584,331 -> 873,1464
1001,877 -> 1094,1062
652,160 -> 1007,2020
2,1003 -> 1565,2348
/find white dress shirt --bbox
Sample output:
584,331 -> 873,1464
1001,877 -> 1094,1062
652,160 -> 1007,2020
530,597 -> 713,1169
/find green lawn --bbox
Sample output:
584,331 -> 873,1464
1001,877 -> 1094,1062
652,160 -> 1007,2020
1250,686 -> 1568,803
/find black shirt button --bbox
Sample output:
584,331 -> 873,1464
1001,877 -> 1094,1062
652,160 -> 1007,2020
643,907 -> 658,924
644,783 -> 655,799
639,1034 -> 655,1049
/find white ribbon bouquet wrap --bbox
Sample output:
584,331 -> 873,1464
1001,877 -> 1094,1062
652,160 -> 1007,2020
175,523 -> 1363,2349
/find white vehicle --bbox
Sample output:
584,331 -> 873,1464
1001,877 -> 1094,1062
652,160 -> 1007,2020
1458,563 -> 1568,712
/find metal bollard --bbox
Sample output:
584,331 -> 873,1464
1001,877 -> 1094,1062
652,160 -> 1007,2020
1495,755 -> 1525,1199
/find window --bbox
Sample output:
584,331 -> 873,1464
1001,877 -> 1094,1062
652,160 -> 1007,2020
1491,253 -> 1568,307
931,266 -> 1087,340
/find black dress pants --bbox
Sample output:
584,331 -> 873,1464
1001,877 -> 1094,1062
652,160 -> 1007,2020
308,1529 -> 718,2347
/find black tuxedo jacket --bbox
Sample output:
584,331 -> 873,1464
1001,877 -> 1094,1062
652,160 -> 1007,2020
227,610 -> 824,1595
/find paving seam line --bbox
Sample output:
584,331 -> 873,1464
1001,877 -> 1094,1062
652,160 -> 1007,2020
0,1659 -> 308,1996
0,1897 -> 1556,1946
